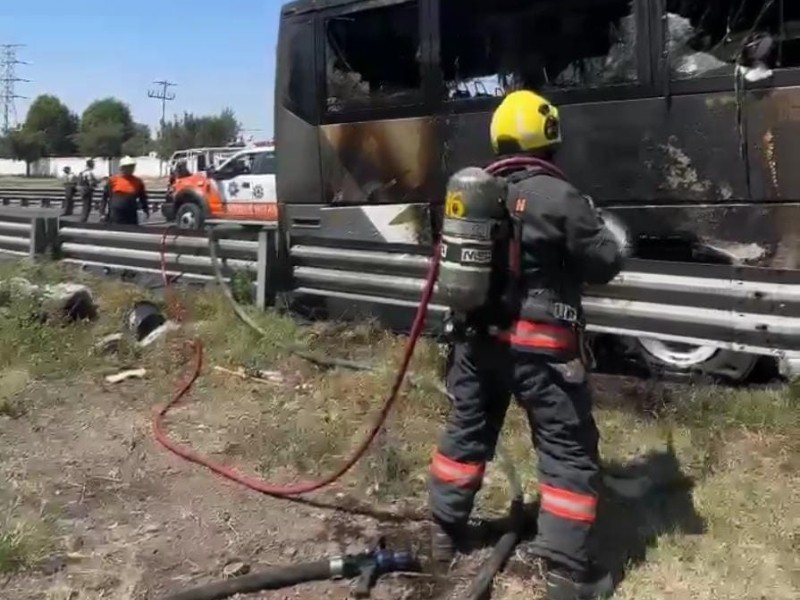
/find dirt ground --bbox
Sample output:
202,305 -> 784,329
1,261 -> 798,600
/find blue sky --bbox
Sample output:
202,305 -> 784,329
0,0 -> 280,138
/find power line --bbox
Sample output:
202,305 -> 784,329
0,44 -> 29,133
147,79 -> 177,129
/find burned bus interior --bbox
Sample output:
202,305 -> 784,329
317,0 -> 800,113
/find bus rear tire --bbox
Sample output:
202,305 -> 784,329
634,337 -> 758,383
175,201 -> 204,230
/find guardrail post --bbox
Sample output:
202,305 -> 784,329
256,226 -> 277,310
275,227 -> 292,294
29,216 -> 60,259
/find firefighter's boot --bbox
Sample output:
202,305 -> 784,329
429,519 -> 466,568
544,562 -> 614,600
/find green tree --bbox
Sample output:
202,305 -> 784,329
156,109 -> 240,158
196,108 -> 239,147
121,123 -> 153,156
80,98 -> 135,138
78,98 -> 135,158
23,95 -> 79,156
7,129 -> 46,176
76,122 -> 125,159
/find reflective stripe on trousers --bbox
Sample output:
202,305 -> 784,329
430,451 -> 485,489
540,483 -> 597,523
493,320 -> 578,353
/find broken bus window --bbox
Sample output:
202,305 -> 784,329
439,0 -> 639,101
667,0 -> 800,81
283,17 -> 318,122
324,1 -> 422,113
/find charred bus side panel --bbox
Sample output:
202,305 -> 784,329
276,0 -> 800,377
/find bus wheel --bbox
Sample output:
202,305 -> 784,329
635,337 -> 758,383
175,202 -> 204,230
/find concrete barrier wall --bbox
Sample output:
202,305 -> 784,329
0,155 -> 166,178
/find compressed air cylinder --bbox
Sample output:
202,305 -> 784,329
438,167 -> 508,313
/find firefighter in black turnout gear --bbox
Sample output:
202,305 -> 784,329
428,91 -> 629,600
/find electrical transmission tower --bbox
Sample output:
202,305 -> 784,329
0,44 -> 29,133
147,80 -> 177,129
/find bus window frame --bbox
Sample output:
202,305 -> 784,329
428,0 -> 658,114
279,14 -> 321,125
319,0 -> 437,124
652,1 -> 800,97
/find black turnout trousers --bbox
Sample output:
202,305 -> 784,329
428,338 -> 602,572
107,198 -> 139,226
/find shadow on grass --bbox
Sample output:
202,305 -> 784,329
442,434 -> 705,596
597,434 -> 705,586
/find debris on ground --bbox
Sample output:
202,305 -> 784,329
104,368 -> 147,384
94,333 -> 124,355
138,321 -> 181,347
213,365 -> 284,384
126,300 -> 167,341
222,560 -> 251,579
2,277 -> 97,322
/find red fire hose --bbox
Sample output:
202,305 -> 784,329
151,228 -> 441,496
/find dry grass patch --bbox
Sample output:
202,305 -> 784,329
0,506 -> 52,575
2,258 -> 798,599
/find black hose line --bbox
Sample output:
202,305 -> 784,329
161,560 -> 333,600
460,499 -> 525,600
205,226 -> 374,372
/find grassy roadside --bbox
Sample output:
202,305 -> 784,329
0,513 -> 52,575
1,258 -> 798,598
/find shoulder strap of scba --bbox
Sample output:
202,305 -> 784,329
483,156 -> 568,281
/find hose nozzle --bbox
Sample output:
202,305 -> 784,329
340,537 -> 420,598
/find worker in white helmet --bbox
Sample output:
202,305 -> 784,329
100,156 -> 149,225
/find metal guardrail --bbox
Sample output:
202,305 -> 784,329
290,244 -> 800,359
2,208 -> 798,362
59,225 -> 258,281
0,213 -> 32,257
0,210 -> 277,308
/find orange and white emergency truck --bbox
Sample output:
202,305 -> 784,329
161,144 -> 278,229
166,146 -> 244,177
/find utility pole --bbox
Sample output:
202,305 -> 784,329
0,44 -> 29,133
147,79 -> 177,129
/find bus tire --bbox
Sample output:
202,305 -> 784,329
175,201 -> 204,230
632,337 -> 758,383
618,240 -> 761,383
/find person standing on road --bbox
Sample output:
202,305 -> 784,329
427,90 -> 630,600
60,166 -> 78,216
100,156 -> 149,226
78,159 -> 99,222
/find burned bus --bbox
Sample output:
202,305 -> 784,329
273,0 -> 800,381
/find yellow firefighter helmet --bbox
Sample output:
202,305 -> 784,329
490,90 -> 562,154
